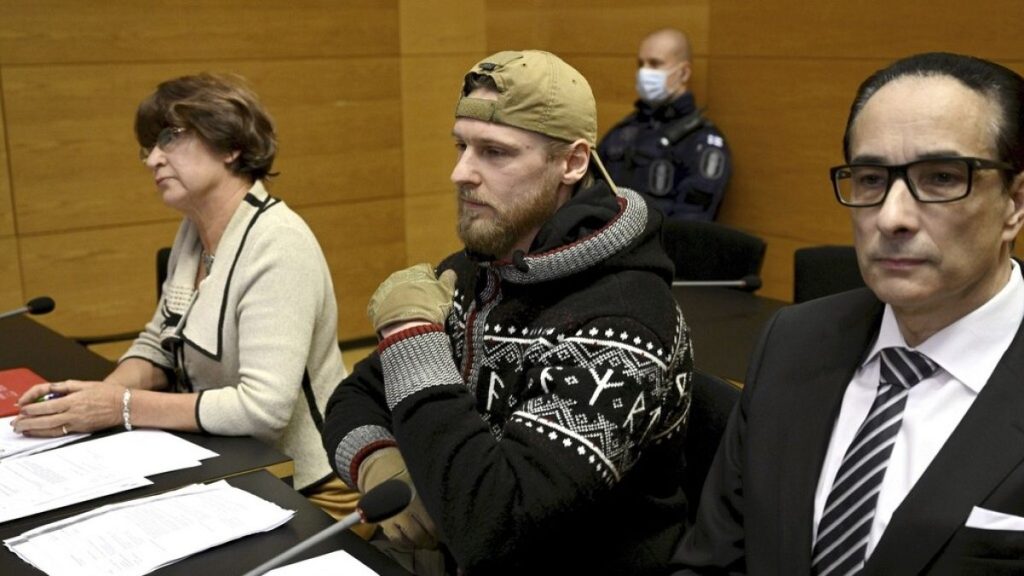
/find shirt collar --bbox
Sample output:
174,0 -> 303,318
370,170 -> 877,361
864,259 -> 1024,393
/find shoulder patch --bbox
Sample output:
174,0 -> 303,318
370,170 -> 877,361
700,148 -> 726,180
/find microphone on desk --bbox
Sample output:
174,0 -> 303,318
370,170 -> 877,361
672,274 -> 762,291
0,296 -> 56,321
242,479 -> 413,576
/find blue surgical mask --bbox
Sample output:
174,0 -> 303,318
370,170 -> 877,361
636,67 -> 670,104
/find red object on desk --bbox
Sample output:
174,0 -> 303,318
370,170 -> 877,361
0,367 -> 47,417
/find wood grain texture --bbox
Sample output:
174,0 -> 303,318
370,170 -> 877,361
4,58 -> 402,235
235,58 -> 404,208
4,63 -> 202,235
0,0 -> 399,65
19,221 -> 182,337
400,0 -> 485,55
298,199 -> 407,340
402,55 -> 482,197
342,344 -> 377,375
0,237 -> 22,311
87,340 -> 134,363
405,191 -> 461,267
0,89 -> 12,237
711,1 -> 1024,61
486,0 -> 709,56
710,58 -> 877,246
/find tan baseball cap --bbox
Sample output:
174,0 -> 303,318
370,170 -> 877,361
455,50 -> 617,190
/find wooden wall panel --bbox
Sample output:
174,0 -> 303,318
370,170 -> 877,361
235,58 -> 404,208
299,199 -> 406,340
0,0 -> 399,65
708,3 -> 1024,301
400,0 -> 485,55
4,64 -> 196,235
711,58 -> 881,243
711,1 -> 1024,61
19,221 -> 181,337
4,58 -> 402,235
398,0 -> 485,269
486,0 -> 709,57
709,58 -> 878,299
0,237 -> 22,311
405,192 -> 461,267
401,56 -> 479,197
0,87 -> 13,237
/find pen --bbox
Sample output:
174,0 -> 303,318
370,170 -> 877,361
34,392 -> 64,403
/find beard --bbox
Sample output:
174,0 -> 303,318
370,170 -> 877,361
457,174 -> 564,260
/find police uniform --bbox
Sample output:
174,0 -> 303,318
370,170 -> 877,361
598,92 -> 730,221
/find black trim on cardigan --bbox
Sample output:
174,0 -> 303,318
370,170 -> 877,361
194,389 -> 210,434
179,192 -> 281,361
302,368 -> 324,432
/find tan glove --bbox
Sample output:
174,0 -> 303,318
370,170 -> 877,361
367,264 -> 458,333
358,446 -> 439,549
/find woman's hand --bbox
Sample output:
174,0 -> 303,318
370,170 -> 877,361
13,380 -> 124,437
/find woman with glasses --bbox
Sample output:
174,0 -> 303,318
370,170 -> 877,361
13,73 -> 364,529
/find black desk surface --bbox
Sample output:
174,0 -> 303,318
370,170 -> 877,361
0,316 -> 400,574
0,315 -> 294,532
0,469 -> 410,576
0,315 -> 113,381
672,287 -> 788,383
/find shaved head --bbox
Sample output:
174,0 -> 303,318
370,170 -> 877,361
641,28 -> 691,64
637,28 -> 693,100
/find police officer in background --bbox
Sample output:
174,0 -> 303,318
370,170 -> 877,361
598,28 -> 731,221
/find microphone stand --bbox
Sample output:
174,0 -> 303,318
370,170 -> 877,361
242,479 -> 412,576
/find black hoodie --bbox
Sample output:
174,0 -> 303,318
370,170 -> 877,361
324,182 -> 693,575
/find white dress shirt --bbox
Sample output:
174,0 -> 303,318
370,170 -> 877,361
812,260 -> 1024,559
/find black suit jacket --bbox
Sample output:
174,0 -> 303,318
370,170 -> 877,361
671,286 -> 1024,575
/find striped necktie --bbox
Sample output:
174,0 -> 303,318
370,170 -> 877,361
811,347 -> 938,576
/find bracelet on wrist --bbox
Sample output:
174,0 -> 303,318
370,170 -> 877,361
122,388 -> 133,431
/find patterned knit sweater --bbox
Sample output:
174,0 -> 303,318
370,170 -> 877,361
323,182 -> 693,575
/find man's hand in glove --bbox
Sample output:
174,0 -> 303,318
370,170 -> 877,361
358,446 -> 439,549
368,263 -> 457,338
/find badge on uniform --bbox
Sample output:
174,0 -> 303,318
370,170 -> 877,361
700,147 -> 726,180
648,159 -> 675,197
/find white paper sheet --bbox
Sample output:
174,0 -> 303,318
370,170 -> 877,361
0,430 -> 220,523
0,415 -> 89,460
5,481 -> 295,576
265,549 -> 379,575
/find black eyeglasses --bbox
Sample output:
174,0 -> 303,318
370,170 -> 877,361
830,156 -> 1013,207
139,126 -> 187,161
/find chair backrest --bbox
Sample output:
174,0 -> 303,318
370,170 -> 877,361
683,370 -> 741,522
661,220 -> 766,291
793,245 -> 865,303
156,246 -> 172,299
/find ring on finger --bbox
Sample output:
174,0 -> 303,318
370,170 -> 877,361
61,424 -> 68,436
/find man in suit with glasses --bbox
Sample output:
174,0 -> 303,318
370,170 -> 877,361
671,52 -> 1024,575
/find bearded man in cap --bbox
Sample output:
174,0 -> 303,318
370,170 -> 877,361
323,50 -> 692,575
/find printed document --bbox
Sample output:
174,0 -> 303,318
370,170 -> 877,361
6,480 -> 294,576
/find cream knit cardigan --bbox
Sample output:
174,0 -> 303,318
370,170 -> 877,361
123,181 -> 346,490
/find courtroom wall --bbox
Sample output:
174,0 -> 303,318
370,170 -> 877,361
707,1 -> 1024,299
1,0 -> 1021,353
